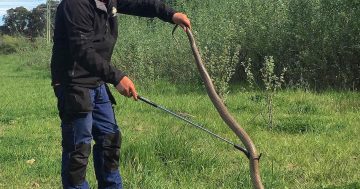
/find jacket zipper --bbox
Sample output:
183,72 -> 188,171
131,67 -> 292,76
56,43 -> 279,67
71,61 -> 77,77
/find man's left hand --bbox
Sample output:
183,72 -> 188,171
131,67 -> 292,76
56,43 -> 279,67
172,13 -> 191,31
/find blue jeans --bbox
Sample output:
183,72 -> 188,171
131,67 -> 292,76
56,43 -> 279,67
55,84 -> 122,189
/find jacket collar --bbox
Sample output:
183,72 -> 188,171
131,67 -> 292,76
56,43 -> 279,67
94,0 -> 108,13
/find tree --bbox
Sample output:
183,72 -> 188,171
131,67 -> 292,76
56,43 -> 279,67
2,7 -> 30,35
1,1 -> 59,38
27,4 -> 47,38
28,1 -> 59,38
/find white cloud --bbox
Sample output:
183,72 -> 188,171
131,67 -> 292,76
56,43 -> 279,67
0,8 -> 7,14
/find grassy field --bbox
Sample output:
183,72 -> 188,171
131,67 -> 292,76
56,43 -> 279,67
0,54 -> 359,189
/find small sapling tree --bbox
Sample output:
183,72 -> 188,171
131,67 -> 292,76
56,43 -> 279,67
242,56 -> 286,129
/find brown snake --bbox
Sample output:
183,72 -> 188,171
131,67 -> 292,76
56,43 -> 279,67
177,27 -> 264,189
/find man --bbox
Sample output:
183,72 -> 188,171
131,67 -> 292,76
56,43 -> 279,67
51,0 -> 191,188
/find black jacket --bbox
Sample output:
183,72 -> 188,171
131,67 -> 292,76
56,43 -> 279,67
51,0 -> 176,88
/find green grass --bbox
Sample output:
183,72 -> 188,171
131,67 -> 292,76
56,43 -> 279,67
0,54 -> 359,189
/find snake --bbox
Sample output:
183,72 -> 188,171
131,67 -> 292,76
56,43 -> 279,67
174,26 -> 264,189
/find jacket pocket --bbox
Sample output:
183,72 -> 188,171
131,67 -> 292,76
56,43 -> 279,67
64,86 -> 93,113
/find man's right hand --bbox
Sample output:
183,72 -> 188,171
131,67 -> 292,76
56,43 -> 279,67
116,76 -> 138,100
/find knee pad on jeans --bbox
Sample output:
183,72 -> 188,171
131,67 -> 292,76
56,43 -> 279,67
69,143 -> 91,186
103,131 -> 121,171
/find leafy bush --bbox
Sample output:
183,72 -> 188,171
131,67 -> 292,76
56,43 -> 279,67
204,45 -> 239,101
0,35 -> 24,54
18,38 -> 52,70
10,0 -> 360,90
113,0 -> 359,90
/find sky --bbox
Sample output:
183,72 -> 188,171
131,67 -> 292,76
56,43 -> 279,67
0,0 -> 46,25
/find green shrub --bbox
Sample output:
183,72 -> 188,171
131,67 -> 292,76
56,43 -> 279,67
13,0 -> 360,90
0,35 -> 25,54
17,38 -> 51,71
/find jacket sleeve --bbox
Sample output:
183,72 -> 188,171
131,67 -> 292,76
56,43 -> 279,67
63,0 -> 126,86
117,0 -> 176,23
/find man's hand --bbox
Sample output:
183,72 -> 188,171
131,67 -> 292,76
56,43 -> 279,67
172,12 -> 191,31
116,76 -> 138,100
